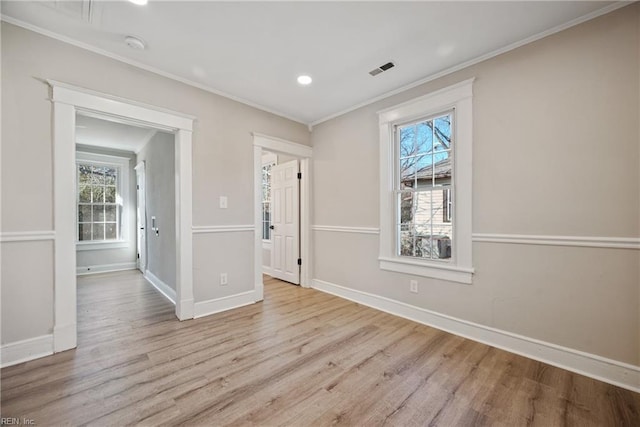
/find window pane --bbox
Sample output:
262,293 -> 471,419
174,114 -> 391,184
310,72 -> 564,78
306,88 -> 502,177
416,121 -> 433,154
399,192 -> 415,225
79,185 -> 91,203
105,186 -> 116,203
79,165 -> 92,184
400,154 -> 430,185
92,166 -> 107,185
432,225 -> 452,260
93,204 -> 105,222
78,223 -> 91,241
104,168 -> 117,185
105,205 -> 117,221
399,228 -> 415,257
78,205 -> 92,222
92,223 -> 105,240
434,115 -> 451,151
399,124 -> 416,158
92,186 -> 104,203
105,223 -> 117,240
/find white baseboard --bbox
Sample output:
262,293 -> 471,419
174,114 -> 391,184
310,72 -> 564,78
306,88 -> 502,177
311,278 -> 640,393
1,335 -> 53,368
144,270 -> 177,305
76,261 -> 137,275
194,290 -> 258,318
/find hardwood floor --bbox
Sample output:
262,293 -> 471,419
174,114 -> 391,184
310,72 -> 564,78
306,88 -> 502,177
1,270 -> 638,426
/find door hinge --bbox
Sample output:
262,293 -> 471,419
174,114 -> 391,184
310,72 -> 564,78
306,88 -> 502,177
297,172 -> 302,180
137,185 -> 140,190
297,258 -> 302,266
137,253 -> 140,259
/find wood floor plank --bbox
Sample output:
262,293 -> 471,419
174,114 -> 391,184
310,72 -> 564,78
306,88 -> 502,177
1,271 -> 638,426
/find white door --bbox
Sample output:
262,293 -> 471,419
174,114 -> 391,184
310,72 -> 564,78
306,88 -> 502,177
134,162 -> 147,273
270,159 -> 300,284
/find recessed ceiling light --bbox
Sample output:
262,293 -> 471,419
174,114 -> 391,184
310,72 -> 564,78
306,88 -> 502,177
297,75 -> 312,86
125,36 -> 146,50
129,0 -> 148,5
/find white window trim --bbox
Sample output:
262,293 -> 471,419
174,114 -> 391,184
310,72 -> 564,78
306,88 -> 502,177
378,78 -> 474,284
76,151 -> 131,251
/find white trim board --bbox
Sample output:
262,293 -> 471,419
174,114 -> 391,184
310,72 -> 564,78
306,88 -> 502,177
473,233 -> 640,250
311,278 -> 640,393
144,270 -> 177,305
312,225 -> 380,235
194,290 -> 259,319
76,262 -> 137,276
192,225 -> 254,234
0,231 -> 56,242
1,335 -> 53,368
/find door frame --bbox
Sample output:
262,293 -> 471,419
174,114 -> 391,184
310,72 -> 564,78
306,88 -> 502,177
252,133 -> 312,299
134,161 -> 147,273
50,80 -> 195,353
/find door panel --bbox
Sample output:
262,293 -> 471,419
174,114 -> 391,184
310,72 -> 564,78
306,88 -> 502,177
270,159 -> 300,284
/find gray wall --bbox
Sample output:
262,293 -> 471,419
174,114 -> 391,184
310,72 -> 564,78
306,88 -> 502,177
0,22 -> 309,345
75,144 -> 137,271
311,5 -> 640,365
136,132 -> 176,290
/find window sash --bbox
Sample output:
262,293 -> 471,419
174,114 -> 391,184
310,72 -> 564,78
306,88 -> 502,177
76,162 -> 122,242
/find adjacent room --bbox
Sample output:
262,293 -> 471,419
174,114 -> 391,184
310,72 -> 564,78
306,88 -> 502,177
1,1 -> 639,425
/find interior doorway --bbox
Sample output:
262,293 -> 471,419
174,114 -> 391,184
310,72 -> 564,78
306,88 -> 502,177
252,133 -> 312,300
49,80 -> 195,354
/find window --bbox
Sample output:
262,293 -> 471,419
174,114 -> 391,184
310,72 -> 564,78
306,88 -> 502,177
397,113 -> 453,260
262,161 -> 276,240
76,151 -> 130,249
378,79 -> 474,284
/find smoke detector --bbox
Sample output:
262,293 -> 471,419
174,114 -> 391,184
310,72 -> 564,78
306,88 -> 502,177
125,36 -> 146,50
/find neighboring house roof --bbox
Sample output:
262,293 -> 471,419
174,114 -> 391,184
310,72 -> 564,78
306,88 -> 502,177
401,157 -> 451,182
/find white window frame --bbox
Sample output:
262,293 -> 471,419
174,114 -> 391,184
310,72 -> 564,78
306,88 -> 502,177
75,151 -> 130,251
378,79 -> 474,284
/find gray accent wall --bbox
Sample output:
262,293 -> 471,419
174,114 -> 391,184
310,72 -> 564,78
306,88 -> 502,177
136,132 -> 176,290
311,5 -> 640,365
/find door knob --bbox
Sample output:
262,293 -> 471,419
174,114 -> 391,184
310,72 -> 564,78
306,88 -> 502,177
269,225 -> 275,230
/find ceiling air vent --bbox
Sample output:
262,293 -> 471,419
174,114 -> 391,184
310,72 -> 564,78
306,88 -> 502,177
369,62 -> 395,76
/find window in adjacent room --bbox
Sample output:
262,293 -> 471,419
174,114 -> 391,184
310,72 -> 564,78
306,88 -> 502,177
76,151 -> 130,249
378,79 -> 474,284
262,161 -> 276,240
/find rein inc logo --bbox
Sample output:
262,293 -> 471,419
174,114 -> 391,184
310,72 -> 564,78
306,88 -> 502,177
0,418 -> 35,425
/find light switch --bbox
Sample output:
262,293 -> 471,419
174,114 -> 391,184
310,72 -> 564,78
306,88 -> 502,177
219,196 -> 228,209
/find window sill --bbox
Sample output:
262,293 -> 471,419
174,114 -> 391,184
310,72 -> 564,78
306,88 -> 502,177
378,256 -> 473,284
76,240 -> 130,251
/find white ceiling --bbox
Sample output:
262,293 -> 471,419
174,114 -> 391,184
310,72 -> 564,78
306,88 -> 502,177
76,114 -> 158,152
1,1 -> 623,125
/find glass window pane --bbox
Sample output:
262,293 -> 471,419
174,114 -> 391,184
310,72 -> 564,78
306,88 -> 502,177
78,223 -> 91,241
399,192 -> 415,225
416,121 -> 433,154
105,186 -> 116,203
92,186 -> 104,203
78,205 -> 92,222
105,205 -> 117,221
92,167 -> 106,185
431,150 -> 452,184
105,223 -> 117,240
399,125 -> 416,158
92,223 -> 105,240
79,185 -> 91,203
434,115 -> 451,151
399,228 -> 415,257
79,165 -> 92,184
93,204 -> 105,222
104,168 -> 117,185
432,225 -> 452,260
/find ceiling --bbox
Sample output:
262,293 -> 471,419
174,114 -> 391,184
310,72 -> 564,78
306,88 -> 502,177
1,1 -> 624,125
76,114 -> 159,153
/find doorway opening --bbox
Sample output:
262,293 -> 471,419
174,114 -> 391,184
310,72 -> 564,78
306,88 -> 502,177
50,80 -> 195,354
252,133 -> 312,299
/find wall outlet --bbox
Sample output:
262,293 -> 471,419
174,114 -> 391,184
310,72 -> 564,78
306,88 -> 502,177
219,196 -> 228,209
220,273 -> 228,286
410,280 -> 418,293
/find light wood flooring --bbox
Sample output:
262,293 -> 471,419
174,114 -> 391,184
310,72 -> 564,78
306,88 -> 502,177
1,270 -> 638,426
